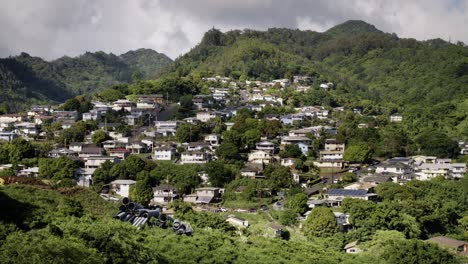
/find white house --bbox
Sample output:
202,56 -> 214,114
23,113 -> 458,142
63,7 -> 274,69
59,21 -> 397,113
155,121 -> 179,136
248,150 -> 272,164
204,134 -> 220,147
84,156 -> 119,169
390,114 -> 403,122
151,184 -> 178,205
256,141 -> 276,153
196,111 -> 219,122
110,179 -> 136,197
226,215 -> 249,228
181,151 -> 210,164
153,146 -> 176,161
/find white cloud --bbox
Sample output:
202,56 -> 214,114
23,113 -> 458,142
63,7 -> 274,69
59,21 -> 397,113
0,0 -> 467,60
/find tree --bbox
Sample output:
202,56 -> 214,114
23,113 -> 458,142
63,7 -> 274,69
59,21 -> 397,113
265,165 -> 294,189
97,88 -> 125,102
242,129 -> 261,150
279,209 -> 298,225
92,161 -> 116,190
205,161 -> 234,187
221,130 -> 242,146
343,142 -> 371,163
129,172 -> 154,205
279,144 -> 303,158
91,130 -> 109,145
38,157 -> 77,181
176,123 -> 200,143
287,193 -> 308,214
414,129 -> 459,158
340,172 -> 357,184
216,142 -> 239,160
123,155 -> 145,178
303,207 -> 338,238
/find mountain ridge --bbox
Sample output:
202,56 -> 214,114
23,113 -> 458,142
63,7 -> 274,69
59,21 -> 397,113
0,49 -> 173,111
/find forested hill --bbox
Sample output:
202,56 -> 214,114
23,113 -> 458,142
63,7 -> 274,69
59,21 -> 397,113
0,49 -> 172,111
161,20 -> 468,138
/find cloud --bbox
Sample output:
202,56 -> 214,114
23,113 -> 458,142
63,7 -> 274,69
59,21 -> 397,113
0,0 -> 467,60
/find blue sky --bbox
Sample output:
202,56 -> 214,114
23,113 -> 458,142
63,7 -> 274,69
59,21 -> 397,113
1,0 -> 467,59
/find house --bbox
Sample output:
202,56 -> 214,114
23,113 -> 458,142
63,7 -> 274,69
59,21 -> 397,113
344,241 -> 362,254
280,113 -> 304,126
361,175 -> 393,185
248,150 -> 272,164
241,163 -> 264,178
84,156 -> 119,169
15,122 -> 39,137
427,236 -> 467,255
48,148 -> 78,158
281,136 -> 311,147
108,148 -> 131,160
0,114 -> 23,123
180,151 -> 210,164
390,114 -> 403,122
187,142 -> 212,152
324,139 -> 345,151
153,146 -> 176,161
226,215 -> 249,228
376,159 -> 413,175
110,179 -> 136,197
256,141 -> 276,153
320,82 -> 334,90
69,142 -> 86,152
28,105 -> 52,116
293,75 -> 313,84
75,168 -> 94,187
0,131 -> 17,142
196,111 -> 220,122
459,141 -> 468,155
78,147 -> 105,158
112,99 -> 135,112
82,110 -> 101,121
183,187 -> 222,204
102,140 -> 125,151
125,114 -> 139,126
415,162 -> 466,180
139,94 -> 165,105
136,98 -> 158,109
288,128 -> 314,137
17,167 -> 39,177
204,134 -> 220,147
155,121 -> 179,137
54,110 -> 78,121
281,158 -> 297,167
334,212 -> 351,231
125,141 -> 146,154
326,189 -> 377,206
151,184 -> 178,205
183,117 -> 201,125
319,150 -> 343,160
313,159 -> 345,169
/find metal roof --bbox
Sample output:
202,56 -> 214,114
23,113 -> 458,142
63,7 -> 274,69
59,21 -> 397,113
328,189 -> 368,196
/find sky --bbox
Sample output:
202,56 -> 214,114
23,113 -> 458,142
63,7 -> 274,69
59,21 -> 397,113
1,0 -> 468,60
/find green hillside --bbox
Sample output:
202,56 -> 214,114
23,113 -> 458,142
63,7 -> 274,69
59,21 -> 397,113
162,20 -> 468,139
0,183 -> 463,263
0,49 -> 172,111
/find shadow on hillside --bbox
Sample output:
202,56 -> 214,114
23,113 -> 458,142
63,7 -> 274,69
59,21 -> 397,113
2,57 -> 73,102
0,190 -> 37,230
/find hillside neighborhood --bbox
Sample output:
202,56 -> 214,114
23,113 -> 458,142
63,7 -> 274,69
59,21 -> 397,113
0,74 -> 467,256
